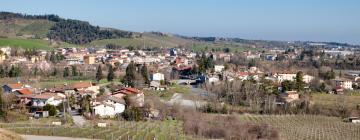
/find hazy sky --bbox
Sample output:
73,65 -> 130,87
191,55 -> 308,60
1,0 -> 360,44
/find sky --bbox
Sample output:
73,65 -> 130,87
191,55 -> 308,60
1,0 -> 360,44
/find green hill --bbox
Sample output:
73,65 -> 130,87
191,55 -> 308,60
0,18 -> 54,38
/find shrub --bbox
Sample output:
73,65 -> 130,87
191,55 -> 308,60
43,104 -> 57,116
122,107 -> 143,121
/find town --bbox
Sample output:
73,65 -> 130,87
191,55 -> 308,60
0,2 -> 360,139
1,41 -> 360,139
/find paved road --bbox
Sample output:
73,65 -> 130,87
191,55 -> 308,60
22,135 -> 95,140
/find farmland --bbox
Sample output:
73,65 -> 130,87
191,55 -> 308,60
238,114 -> 360,140
311,93 -> 360,109
1,120 -> 186,140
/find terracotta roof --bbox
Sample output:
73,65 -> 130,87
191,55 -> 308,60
32,93 -> 64,100
71,82 -> 92,89
16,88 -> 32,95
112,87 -> 142,95
7,83 -> 23,89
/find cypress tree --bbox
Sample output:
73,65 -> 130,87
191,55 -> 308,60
95,65 -> 103,82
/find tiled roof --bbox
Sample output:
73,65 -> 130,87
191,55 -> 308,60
16,88 -> 32,95
71,82 -> 92,89
7,83 -> 23,89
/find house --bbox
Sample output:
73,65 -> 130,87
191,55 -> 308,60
150,81 -> 167,91
70,82 -> 100,95
208,76 -> 220,84
83,55 -> 96,64
151,73 -> 165,81
214,65 -> 225,73
2,83 -> 29,93
276,73 -> 314,83
92,95 -> 126,118
14,88 -> 33,96
30,93 -> 65,107
279,91 -> 299,103
334,79 -> 353,90
112,87 -> 144,107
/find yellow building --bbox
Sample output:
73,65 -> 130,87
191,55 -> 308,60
84,55 -> 96,64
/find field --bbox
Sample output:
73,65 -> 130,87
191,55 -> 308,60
89,33 -> 193,48
0,128 -> 22,140
238,114 -> 360,140
0,120 -> 186,140
311,93 -> 360,109
0,38 -> 51,50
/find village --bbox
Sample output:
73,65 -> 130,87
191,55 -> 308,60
0,44 -> 360,123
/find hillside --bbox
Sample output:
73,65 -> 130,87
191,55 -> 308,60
0,18 -> 54,39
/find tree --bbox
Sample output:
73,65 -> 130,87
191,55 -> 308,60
281,80 -> 295,92
71,65 -> 78,76
95,65 -> 103,82
140,64 -> 149,84
107,65 -> 114,82
52,68 -> 58,76
0,89 -> 6,118
43,104 -> 57,116
80,95 -> 91,113
0,65 -> 5,78
295,71 -> 305,91
33,66 -> 38,76
123,62 -> 136,87
63,67 -> 70,77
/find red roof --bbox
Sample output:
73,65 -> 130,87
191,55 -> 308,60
113,87 -> 142,95
7,83 -> 23,89
71,82 -> 92,89
238,72 -> 249,76
16,88 -> 32,95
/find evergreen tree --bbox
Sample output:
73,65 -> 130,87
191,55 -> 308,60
107,65 -> 114,82
140,64 -> 149,84
63,67 -> 70,77
95,65 -> 103,82
71,65 -> 78,76
123,61 -> 136,87
52,68 -> 58,76
0,65 -> 5,78
295,71 -> 305,91
34,66 -> 38,76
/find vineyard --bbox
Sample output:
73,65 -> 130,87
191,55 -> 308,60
0,120 -> 186,140
238,114 -> 360,140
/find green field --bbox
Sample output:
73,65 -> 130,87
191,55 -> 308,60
238,114 -> 360,140
1,120 -> 186,140
0,38 -> 51,49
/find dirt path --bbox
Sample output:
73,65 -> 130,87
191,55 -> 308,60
22,135 -> 96,140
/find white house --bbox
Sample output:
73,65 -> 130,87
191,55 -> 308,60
151,73 -> 165,81
208,76 -> 220,84
276,73 -> 314,84
93,96 -> 126,118
214,65 -> 225,73
335,79 -> 353,90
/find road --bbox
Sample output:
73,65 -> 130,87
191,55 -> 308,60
22,135 -> 96,140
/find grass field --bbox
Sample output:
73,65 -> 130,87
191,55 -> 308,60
311,93 -> 360,109
0,128 -> 22,140
1,120 -> 185,140
0,38 -> 51,49
238,114 -> 360,140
